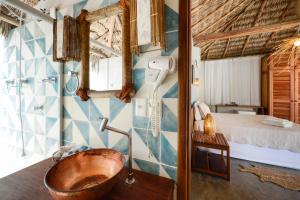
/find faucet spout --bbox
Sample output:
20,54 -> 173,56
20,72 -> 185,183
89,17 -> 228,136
99,117 -> 135,184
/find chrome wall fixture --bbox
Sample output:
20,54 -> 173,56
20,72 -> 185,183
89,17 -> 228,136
33,105 -> 44,111
65,71 -> 79,95
5,79 -> 17,89
5,78 -> 28,89
41,76 -> 57,84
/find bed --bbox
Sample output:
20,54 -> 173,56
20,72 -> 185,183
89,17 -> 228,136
197,113 -> 300,170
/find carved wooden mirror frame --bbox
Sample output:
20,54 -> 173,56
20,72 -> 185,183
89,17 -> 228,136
76,0 -> 135,102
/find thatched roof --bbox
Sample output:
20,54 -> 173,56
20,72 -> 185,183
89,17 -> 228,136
191,0 -> 299,60
90,15 -> 122,59
0,0 -> 37,37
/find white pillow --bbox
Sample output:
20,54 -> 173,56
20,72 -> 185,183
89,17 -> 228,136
193,120 -> 204,132
198,102 -> 210,119
193,104 -> 202,121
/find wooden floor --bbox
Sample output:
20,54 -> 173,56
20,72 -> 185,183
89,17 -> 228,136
191,158 -> 300,200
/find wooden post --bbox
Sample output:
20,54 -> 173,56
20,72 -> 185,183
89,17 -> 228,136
178,0 -> 191,199
76,10 -> 90,101
268,54 -> 274,116
122,3 -> 131,87
296,0 -> 300,18
115,0 -> 135,103
290,47 -> 296,122
0,14 -> 19,26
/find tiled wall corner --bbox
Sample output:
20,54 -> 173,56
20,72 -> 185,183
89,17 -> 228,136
0,21 -> 61,158
61,0 -> 179,181
0,0 -> 179,181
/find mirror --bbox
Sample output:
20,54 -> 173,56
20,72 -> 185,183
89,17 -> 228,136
89,14 -> 123,92
77,1 -> 134,102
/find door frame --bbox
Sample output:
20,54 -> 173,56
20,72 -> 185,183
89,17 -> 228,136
177,0 -> 192,199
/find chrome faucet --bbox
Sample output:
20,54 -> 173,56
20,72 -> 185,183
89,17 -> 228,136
34,105 -> 44,111
41,77 -> 57,84
99,117 -> 135,185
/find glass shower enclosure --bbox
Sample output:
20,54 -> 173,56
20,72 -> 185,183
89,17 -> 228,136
0,8 -> 62,178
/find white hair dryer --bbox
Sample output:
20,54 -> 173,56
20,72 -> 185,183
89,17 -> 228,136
145,56 -> 177,92
145,56 -> 177,139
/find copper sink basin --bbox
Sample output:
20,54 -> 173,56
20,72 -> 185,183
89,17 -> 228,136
44,149 -> 125,200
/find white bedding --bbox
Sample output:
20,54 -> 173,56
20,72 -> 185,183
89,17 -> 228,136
212,113 -> 300,153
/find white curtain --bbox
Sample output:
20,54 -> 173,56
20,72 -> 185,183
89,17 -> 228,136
203,56 -> 261,106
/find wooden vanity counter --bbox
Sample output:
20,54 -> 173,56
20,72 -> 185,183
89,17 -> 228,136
0,159 -> 175,200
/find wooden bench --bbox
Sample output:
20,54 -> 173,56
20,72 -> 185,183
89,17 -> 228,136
192,132 -> 230,181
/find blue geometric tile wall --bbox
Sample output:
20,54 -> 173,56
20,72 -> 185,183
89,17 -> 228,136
61,0 -> 179,181
0,21 -> 61,158
0,0 -> 178,181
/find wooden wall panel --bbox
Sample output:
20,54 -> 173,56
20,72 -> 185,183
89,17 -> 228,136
294,49 -> 300,123
261,56 -> 269,114
177,0 -> 191,199
269,54 -> 294,121
295,68 -> 300,123
269,49 -> 300,123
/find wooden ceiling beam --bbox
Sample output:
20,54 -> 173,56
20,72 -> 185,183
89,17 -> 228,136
191,0 -> 210,13
200,14 -> 239,52
199,0 -> 255,57
192,0 -> 232,29
0,13 -> 19,26
223,39 -> 230,58
196,0 -> 255,47
221,0 -> 235,58
198,0 -> 251,46
90,38 -> 121,56
296,0 -> 300,18
195,0 -> 251,37
106,16 -> 116,48
263,0 -> 292,51
241,0 -> 267,56
197,20 -> 300,43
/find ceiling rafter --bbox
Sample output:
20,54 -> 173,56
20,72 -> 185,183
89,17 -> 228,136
222,38 -> 230,58
90,15 -> 121,58
241,0 -> 267,56
201,0 -> 255,58
197,20 -> 300,43
194,0 -> 252,43
192,0 -> 298,60
191,0 -> 210,13
192,0 -> 232,30
199,2 -> 249,52
222,0 -> 234,58
0,13 -> 19,26
203,13 -> 242,58
106,16 -> 116,47
262,0 -> 292,51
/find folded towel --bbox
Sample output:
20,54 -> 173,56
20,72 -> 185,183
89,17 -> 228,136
194,105 -> 202,121
265,116 -> 290,122
262,116 -> 293,128
193,120 -> 204,132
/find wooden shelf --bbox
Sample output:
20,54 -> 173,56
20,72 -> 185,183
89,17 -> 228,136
208,153 -> 227,174
192,132 -> 230,180
192,150 -> 228,179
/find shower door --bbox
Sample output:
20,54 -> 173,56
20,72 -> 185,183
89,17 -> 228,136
0,20 -> 62,178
